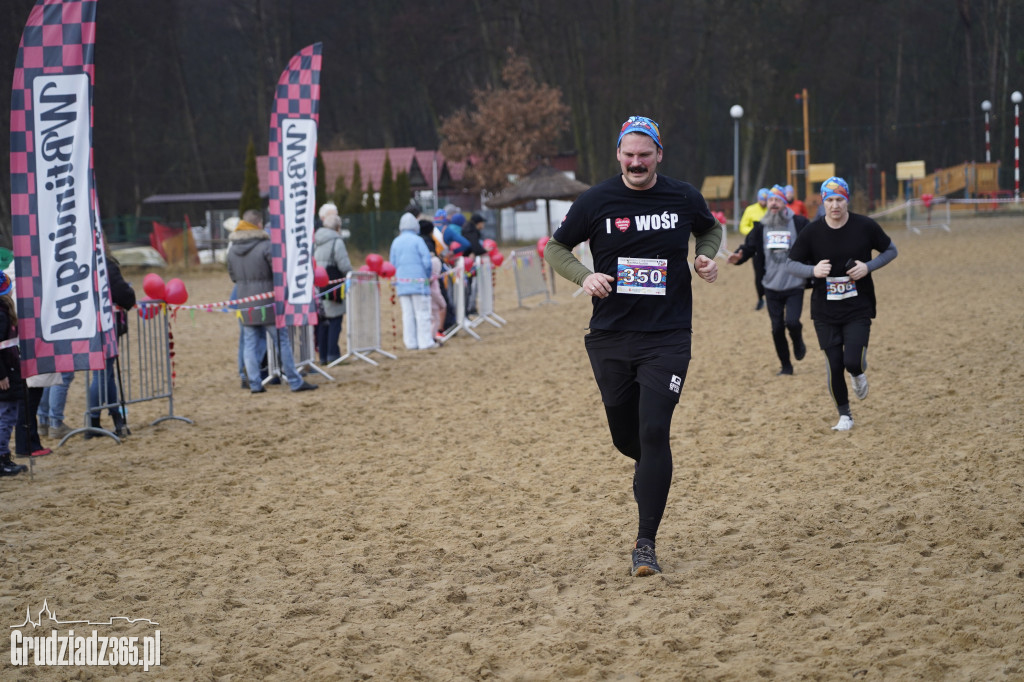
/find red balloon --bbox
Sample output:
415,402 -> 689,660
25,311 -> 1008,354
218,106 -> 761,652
365,253 -> 384,273
358,264 -> 372,272
379,261 -> 396,278
463,255 -> 475,271
143,273 -> 166,300
137,300 -> 160,320
164,278 -> 188,305
489,250 -> 504,267
482,238 -> 497,253
536,236 -> 550,258
314,265 -> 329,287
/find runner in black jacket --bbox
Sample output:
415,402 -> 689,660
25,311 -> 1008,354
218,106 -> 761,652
729,184 -> 810,375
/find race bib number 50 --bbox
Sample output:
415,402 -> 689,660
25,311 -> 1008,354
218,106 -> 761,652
616,257 -> 667,295
826,276 -> 858,301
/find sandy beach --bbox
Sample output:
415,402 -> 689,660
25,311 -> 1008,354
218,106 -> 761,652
2,215 -> 1022,680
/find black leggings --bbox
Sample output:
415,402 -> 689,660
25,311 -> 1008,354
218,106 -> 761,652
765,287 -> 804,368
752,253 -> 766,299
815,318 -> 871,415
604,385 -> 677,544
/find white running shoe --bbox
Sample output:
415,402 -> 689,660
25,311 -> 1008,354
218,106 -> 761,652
832,415 -> 854,431
851,373 -> 868,400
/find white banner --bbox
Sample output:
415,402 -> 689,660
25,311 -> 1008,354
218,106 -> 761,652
282,118 -> 316,307
32,73 -> 97,342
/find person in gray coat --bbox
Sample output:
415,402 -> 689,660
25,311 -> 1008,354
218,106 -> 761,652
728,185 -> 809,375
313,214 -> 352,364
227,209 -> 317,393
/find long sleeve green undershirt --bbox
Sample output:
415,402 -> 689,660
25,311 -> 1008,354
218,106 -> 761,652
542,220 -> 724,286
694,221 -> 724,260
543,239 -> 593,286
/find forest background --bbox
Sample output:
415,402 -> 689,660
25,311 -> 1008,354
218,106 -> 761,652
0,0 -> 1020,244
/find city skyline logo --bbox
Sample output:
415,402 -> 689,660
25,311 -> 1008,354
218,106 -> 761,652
11,599 -> 160,629
10,599 -> 161,672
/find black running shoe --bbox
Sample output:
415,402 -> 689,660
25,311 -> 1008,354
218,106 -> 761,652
631,539 -> 661,577
794,338 -> 807,361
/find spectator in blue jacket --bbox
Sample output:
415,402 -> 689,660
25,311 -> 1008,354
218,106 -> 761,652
434,209 -> 470,258
390,213 -> 436,350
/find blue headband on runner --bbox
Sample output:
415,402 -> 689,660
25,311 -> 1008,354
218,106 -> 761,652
617,116 -> 662,149
820,177 -> 850,201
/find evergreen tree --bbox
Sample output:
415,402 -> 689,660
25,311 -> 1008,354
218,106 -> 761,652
379,153 -> 396,211
315,151 -> 327,210
395,170 -> 411,210
366,180 -> 377,212
332,174 -> 349,210
343,161 -> 364,214
238,136 -> 261,215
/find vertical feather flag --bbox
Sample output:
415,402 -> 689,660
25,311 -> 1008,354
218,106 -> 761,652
9,0 -> 117,374
267,43 -> 322,329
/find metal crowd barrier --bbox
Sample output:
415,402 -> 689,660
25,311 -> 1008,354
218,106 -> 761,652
905,197 -> 952,234
332,271 -> 396,367
510,249 -> 551,307
67,301 -> 193,444
265,323 -> 334,384
442,259 -> 478,341
469,254 -> 505,329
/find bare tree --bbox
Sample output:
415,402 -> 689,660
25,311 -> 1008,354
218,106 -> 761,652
439,50 -> 570,193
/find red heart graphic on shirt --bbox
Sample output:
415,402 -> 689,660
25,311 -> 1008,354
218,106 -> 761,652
614,217 -> 630,232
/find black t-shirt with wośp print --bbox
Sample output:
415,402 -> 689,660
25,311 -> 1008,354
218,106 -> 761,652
553,174 -> 717,333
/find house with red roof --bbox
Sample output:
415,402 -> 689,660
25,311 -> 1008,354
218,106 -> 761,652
257,147 -> 480,210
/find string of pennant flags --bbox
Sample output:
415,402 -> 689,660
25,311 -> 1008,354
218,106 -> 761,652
163,271 -> 465,317
168,280 -> 345,314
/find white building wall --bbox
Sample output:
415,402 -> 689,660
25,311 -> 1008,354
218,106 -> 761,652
498,199 -> 575,243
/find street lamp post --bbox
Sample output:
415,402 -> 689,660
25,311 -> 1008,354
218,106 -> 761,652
730,104 -> 743,230
981,100 -> 992,163
1012,91 -> 1022,200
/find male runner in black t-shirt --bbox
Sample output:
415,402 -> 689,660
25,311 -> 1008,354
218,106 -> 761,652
544,115 -> 722,577
787,177 -> 898,431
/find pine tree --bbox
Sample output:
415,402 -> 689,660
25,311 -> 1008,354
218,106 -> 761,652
315,151 -> 327,210
332,174 -> 349,210
395,170 -> 411,210
366,180 -> 377,212
343,161 -> 364,214
238,136 -> 261,215
379,153 -> 396,211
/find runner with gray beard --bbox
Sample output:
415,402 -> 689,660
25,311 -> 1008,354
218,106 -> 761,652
728,184 -> 809,375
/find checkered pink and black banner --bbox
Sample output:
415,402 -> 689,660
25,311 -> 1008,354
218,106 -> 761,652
267,43 -> 322,329
9,0 -> 116,375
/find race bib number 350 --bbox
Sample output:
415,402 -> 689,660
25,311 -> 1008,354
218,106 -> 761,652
826,276 -> 858,301
616,257 -> 667,295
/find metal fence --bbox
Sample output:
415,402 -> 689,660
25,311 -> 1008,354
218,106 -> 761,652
470,254 -> 505,330
332,271 -> 396,366
266,324 -> 334,383
67,301 -> 192,443
509,249 -> 551,307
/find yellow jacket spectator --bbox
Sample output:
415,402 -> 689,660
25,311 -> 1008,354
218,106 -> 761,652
738,188 -> 768,235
